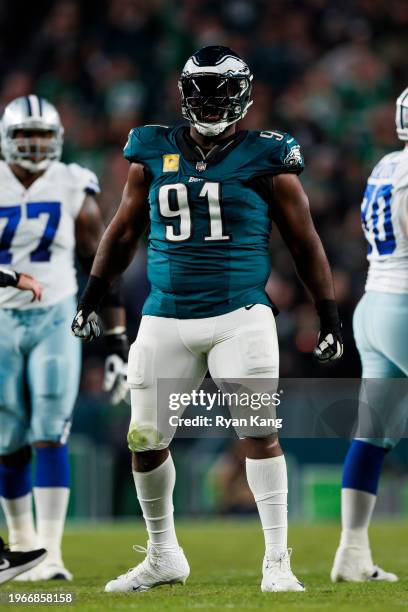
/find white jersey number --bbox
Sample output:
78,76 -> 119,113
158,182 -> 230,242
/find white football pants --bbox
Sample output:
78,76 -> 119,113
127,304 -> 279,451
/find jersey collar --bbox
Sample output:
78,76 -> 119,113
175,126 -> 247,165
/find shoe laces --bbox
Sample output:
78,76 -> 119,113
265,548 -> 293,572
124,542 -> 160,578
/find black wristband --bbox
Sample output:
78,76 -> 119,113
0,269 -> 19,288
315,299 -> 341,332
78,275 -> 110,313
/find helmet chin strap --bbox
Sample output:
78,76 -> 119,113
16,158 -> 52,173
194,121 -> 230,137
190,99 -> 253,137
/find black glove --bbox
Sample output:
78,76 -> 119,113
71,276 -> 109,342
313,300 -> 343,363
71,306 -> 102,342
103,330 -> 129,405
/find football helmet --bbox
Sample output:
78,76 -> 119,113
396,87 -> 408,141
1,95 -> 63,172
179,45 -> 253,137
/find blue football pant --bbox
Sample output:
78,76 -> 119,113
0,296 -> 81,454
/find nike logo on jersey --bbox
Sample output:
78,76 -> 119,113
245,304 -> 256,310
0,558 -> 10,569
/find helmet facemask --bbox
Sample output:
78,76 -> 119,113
396,87 -> 408,141
4,125 -> 63,172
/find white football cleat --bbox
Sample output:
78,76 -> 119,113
331,546 -> 398,582
261,549 -> 305,592
105,542 -> 190,593
13,569 -> 37,581
15,562 -> 72,582
35,562 -> 73,581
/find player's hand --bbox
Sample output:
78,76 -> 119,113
103,331 -> 129,405
16,273 -> 43,302
313,329 -> 343,363
71,307 -> 101,342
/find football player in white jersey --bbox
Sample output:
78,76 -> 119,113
331,88 -> 408,583
0,96 -> 128,581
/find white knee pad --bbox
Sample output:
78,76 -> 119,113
127,343 -> 154,389
238,329 -> 278,376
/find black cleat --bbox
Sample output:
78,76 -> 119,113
0,537 -> 47,584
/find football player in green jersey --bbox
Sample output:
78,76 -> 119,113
72,46 -> 343,593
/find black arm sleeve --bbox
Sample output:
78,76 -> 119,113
78,274 -> 124,312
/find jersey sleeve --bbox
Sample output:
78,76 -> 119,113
394,155 -> 408,192
123,128 -> 143,163
277,134 -> 305,175
123,125 -> 169,165
67,163 -> 101,218
249,131 -> 305,178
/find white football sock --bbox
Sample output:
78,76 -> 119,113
133,454 -> 179,551
0,493 -> 36,551
33,487 -> 70,565
340,488 -> 376,548
246,455 -> 288,558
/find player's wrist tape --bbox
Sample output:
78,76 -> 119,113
105,326 -> 126,336
315,299 -> 341,332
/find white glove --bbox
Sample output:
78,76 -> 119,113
103,354 -> 129,405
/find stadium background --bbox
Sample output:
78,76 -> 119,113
1,0 -> 408,521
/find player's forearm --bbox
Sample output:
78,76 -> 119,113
290,231 -> 336,303
91,222 -> 139,284
77,220 -> 142,315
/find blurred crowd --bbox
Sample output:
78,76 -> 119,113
1,0 -> 407,382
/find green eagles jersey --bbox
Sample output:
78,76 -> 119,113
123,125 -> 304,319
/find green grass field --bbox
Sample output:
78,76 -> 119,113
1,520 -> 407,611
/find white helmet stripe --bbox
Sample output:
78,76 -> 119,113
185,55 -> 250,76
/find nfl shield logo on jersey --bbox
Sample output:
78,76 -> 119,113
196,161 -> 207,172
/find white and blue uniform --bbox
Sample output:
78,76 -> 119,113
354,147 -> 408,447
0,160 -> 100,453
